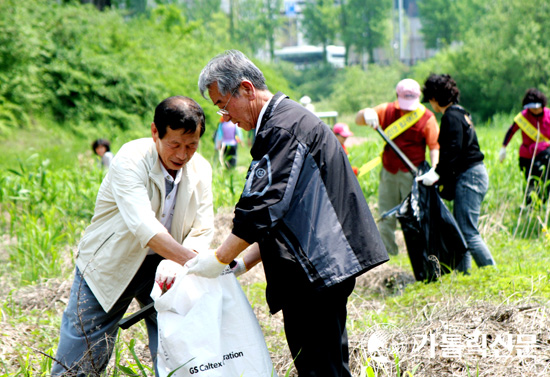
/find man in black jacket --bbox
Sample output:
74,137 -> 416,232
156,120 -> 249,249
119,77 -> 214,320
189,50 -> 388,376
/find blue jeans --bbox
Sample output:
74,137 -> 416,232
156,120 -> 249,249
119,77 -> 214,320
51,254 -> 162,376
453,163 -> 496,272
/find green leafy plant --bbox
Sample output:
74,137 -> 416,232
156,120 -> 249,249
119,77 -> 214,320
117,339 -> 154,377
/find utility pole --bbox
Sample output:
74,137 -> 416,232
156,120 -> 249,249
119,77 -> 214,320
398,0 -> 404,62
230,0 -> 235,41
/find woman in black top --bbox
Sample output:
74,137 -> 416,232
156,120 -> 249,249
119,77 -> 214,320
417,74 -> 496,273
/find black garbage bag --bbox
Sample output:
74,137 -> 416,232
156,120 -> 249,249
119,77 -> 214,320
396,162 -> 467,282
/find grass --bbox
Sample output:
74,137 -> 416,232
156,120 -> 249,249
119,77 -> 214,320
0,116 -> 549,376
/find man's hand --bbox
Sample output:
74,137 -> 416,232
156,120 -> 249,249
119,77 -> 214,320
415,167 -> 440,186
498,147 -> 506,163
155,259 -> 185,291
230,258 -> 248,277
186,249 -> 228,278
363,108 -> 380,129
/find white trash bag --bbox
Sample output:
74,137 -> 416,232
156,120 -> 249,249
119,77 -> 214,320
152,267 -> 277,377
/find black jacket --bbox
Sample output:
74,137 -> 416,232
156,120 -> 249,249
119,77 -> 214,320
232,92 -> 388,313
435,105 -> 484,184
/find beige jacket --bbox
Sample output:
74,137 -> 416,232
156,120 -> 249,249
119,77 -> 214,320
76,138 -> 214,312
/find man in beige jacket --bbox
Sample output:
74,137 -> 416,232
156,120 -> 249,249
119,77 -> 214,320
51,96 -> 214,376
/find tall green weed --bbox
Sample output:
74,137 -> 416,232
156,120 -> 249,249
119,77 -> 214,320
0,153 -> 102,284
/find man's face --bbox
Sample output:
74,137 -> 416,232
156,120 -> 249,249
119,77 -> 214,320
208,82 -> 256,131
152,123 -> 201,174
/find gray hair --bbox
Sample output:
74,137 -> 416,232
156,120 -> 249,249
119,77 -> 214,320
198,50 -> 268,99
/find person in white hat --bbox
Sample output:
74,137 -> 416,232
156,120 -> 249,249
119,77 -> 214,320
498,88 -> 550,204
300,95 -> 316,113
355,78 -> 440,255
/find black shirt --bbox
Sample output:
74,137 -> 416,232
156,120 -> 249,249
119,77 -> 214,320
435,104 -> 484,182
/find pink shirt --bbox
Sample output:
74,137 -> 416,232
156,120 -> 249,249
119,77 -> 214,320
503,108 -> 550,159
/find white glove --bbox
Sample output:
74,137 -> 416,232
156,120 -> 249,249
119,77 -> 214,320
186,249 -> 228,278
155,259 -> 184,291
362,108 -> 379,129
498,147 -> 506,163
230,258 -> 248,277
415,167 -> 440,186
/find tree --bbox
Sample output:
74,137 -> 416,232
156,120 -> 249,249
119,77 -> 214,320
417,0 -> 485,48
339,0 -> 350,65
330,64 -> 404,113
453,0 -> 550,119
261,0 -> 283,60
111,0 -> 147,15
414,0 -> 550,120
301,0 -> 340,63
416,0 -> 457,48
229,0 -> 282,60
231,0 -> 268,54
179,0 -> 222,22
341,0 -> 391,65
81,0 -> 112,11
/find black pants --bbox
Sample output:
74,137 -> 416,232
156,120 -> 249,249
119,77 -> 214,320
281,278 -> 355,377
519,147 -> 550,204
223,145 -> 237,169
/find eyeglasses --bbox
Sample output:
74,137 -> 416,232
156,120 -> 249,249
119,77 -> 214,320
217,88 -> 237,117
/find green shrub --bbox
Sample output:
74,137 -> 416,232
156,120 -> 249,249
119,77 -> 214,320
330,64 -> 406,115
0,1 -> 288,138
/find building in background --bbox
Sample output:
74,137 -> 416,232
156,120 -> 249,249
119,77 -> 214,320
274,0 -> 435,67
274,45 -> 345,68
140,0 -> 436,67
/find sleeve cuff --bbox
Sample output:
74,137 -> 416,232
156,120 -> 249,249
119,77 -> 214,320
231,226 -> 257,246
136,219 -> 167,248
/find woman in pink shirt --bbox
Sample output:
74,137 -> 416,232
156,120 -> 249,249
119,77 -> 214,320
499,88 -> 550,204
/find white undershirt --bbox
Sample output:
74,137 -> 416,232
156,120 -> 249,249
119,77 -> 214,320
255,97 -> 272,136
